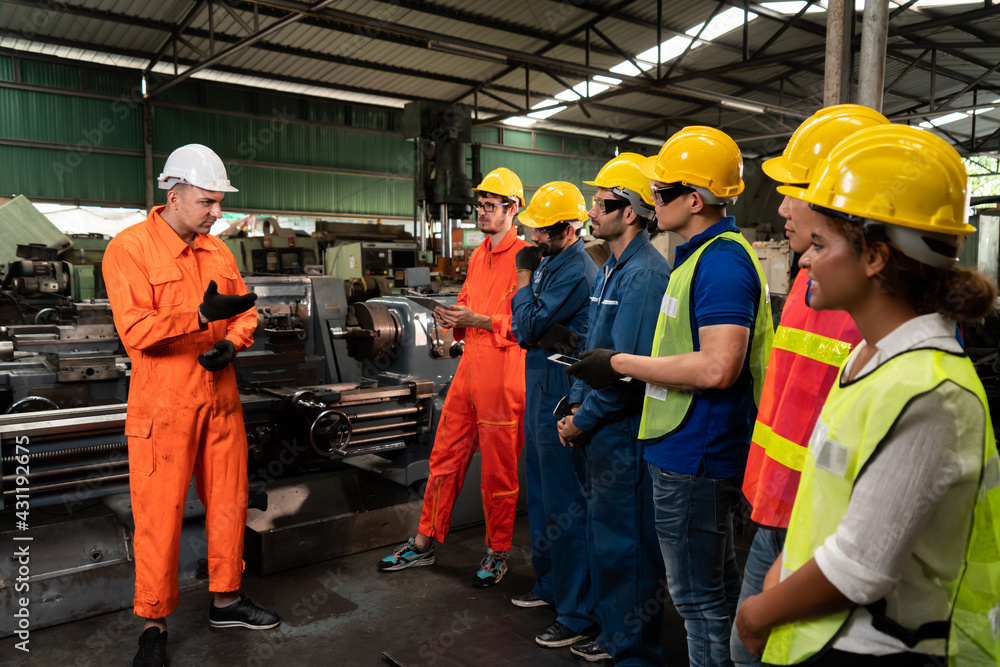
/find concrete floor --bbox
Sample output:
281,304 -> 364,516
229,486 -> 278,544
1,513 -> 747,666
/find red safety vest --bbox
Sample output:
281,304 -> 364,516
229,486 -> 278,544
742,270 -> 861,529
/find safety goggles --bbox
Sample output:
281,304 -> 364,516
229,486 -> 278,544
473,201 -> 511,213
650,184 -> 696,206
591,197 -> 630,215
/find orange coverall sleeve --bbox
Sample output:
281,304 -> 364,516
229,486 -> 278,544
103,243 -> 204,351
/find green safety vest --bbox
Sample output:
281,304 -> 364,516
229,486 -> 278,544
763,348 -> 1000,666
638,231 -> 773,440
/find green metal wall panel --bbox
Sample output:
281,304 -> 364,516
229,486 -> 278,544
351,107 -> 390,131
0,145 -> 144,204
0,88 -> 142,149
205,84 -> 254,113
472,126 -> 500,144
20,60 -> 80,90
153,107 -> 412,174
258,93 -> 302,119
535,133 -> 563,152
0,56 -> 13,82
502,129 -> 533,149
156,81 -> 202,107
307,100 -> 346,125
152,158 -> 413,216
480,146 -> 607,191
86,68 -> 140,97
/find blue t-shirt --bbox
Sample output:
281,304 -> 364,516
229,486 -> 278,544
643,217 -> 761,478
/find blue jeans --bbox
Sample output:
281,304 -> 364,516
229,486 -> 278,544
731,526 -> 785,666
651,466 -> 743,667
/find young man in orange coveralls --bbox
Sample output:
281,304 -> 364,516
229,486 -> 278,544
103,144 -> 279,667
730,106 -> 886,665
377,167 -> 530,587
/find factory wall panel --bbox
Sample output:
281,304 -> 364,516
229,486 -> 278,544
20,59 -> 80,90
153,107 -> 413,176
151,158 -> 413,217
479,146 -> 608,194
0,56 -> 13,82
502,129 -> 533,149
0,144 -> 144,205
0,88 -> 142,150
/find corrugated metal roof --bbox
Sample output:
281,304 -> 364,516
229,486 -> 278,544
1,0 -> 998,150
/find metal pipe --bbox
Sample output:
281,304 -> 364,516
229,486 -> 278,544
2,473 -> 131,498
350,420 -> 420,436
347,431 -> 418,448
346,406 -> 423,421
2,442 -> 126,464
3,459 -> 128,484
858,0 -> 890,111
441,204 -> 452,259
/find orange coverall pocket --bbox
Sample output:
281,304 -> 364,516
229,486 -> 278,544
215,264 -> 240,281
124,416 -> 155,476
148,266 -> 184,308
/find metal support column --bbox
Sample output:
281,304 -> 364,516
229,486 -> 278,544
441,204 -> 452,259
858,0 -> 889,111
143,99 -> 154,211
824,0 -> 853,106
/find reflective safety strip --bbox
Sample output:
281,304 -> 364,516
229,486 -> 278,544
771,327 -> 854,368
601,300 -> 619,305
752,421 -> 807,472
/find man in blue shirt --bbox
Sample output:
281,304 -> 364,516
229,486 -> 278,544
511,181 -> 599,651
568,128 -> 773,667
557,154 -> 671,666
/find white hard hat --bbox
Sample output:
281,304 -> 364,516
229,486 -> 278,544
158,144 -> 238,192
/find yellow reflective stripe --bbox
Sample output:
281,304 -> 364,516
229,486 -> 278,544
772,326 -> 853,368
753,421 -> 807,472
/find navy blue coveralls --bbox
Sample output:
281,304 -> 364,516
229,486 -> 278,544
568,229 -> 671,666
511,237 -> 598,635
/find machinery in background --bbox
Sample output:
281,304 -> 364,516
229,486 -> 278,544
0,272 -> 470,637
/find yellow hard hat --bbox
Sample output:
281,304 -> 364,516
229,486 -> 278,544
763,104 -> 889,185
584,152 -> 655,217
474,167 -> 525,207
640,126 -> 744,200
778,124 -> 973,236
519,181 -> 588,229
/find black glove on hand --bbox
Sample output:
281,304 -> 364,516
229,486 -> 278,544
199,280 -> 258,322
198,339 -> 236,372
515,246 -> 543,272
539,323 -> 582,355
565,349 -> 623,389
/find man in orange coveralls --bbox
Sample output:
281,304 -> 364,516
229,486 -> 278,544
377,167 -> 530,587
103,144 -> 279,667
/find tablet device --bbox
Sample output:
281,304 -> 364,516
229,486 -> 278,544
405,295 -> 446,311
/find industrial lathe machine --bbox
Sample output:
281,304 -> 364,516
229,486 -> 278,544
0,268 -> 471,637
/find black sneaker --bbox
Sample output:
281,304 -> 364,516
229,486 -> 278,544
535,621 -> 585,648
209,595 -> 281,629
570,639 -> 611,662
132,627 -> 167,667
511,591 -> 550,608
473,550 -> 508,588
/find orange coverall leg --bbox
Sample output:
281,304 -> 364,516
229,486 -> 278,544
128,391 -> 249,618
418,350 -> 525,552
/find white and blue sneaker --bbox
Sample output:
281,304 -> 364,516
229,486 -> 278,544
377,538 -> 435,572
473,549 -> 508,588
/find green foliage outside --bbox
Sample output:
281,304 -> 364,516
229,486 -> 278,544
966,156 -> 1000,198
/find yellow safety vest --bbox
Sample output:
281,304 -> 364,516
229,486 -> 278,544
763,348 -> 1000,666
638,231 -> 773,440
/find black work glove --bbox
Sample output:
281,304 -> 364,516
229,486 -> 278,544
198,339 -> 236,371
538,323 -> 581,355
199,280 -> 258,322
515,246 -> 543,273
565,349 -> 623,389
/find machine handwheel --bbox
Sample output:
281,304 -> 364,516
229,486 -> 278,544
309,409 -> 353,458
